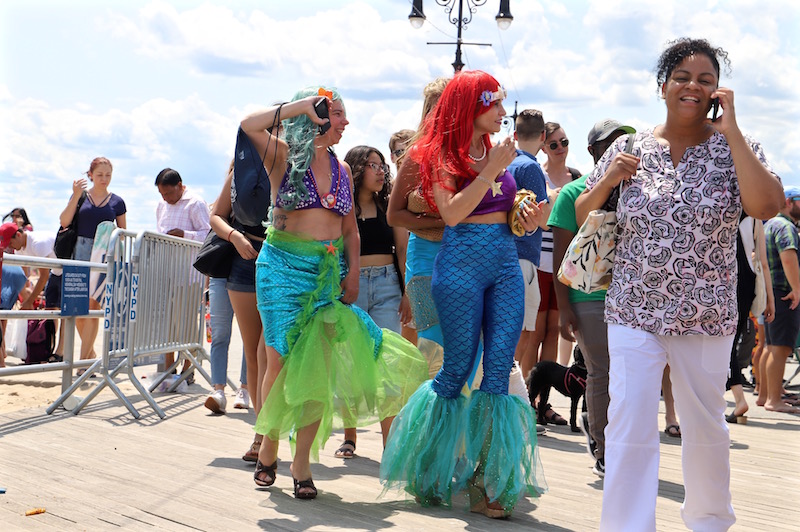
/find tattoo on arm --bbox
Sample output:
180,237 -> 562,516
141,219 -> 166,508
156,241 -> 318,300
273,214 -> 287,231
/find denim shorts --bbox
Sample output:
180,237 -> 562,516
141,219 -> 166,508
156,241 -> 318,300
227,238 -> 263,293
74,236 -> 94,262
354,264 -> 402,333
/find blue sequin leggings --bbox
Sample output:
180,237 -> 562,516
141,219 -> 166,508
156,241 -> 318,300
431,224 -> 524,398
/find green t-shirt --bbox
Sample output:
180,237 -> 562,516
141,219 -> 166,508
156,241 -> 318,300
546,174 -> 607,303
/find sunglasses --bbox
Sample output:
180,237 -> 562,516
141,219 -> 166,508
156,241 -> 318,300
365,162 -> 389,174
789,196 -> 800,202
548,139 -> 569,150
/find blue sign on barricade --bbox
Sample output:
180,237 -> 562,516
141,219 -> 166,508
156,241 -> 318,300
61,266 -> 90,316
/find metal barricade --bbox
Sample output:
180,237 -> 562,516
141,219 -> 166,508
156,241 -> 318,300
47,230 -> 216,419
127,230 -> 213,417
0,254 -> 106,391
46,229 -> 141,415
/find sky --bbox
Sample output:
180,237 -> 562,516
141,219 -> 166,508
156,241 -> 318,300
2,0 -> 799,235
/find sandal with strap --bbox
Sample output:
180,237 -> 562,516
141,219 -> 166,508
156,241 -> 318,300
242,439 -> 262,462
468,478 -> 511,519
254,460 -> 277,487
293,477 -> 318,499
542,407 -> 568,426
334,439 -> 356,459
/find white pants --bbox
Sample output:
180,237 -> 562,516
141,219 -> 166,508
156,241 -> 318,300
519,259 -> 540,331
600,324 -> 736,532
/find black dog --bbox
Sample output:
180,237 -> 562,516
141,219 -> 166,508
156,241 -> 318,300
526,347 -> 588,432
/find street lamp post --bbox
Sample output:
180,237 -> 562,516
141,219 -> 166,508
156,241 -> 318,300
409,0 -> 513,72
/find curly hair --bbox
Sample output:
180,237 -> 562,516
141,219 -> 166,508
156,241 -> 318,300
278,85 -> 343,211
654,38 -> 731,93
412,70 -> 502,212
344,145 -> 392,218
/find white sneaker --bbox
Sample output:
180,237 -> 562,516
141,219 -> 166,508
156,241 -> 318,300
233,388 -> 250,410
204,389 -> 226,414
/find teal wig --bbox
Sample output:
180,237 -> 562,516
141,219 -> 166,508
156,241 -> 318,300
278,85 -> 344,211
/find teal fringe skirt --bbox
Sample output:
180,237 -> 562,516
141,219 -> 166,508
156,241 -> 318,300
254,227 -> 428,460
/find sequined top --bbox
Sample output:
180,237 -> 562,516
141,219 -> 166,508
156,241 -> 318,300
274,151 -> 352,216
466,169 -> 517,216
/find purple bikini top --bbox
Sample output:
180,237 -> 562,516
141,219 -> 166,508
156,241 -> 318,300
274,151 -> 353,216
466,169 -> 516,216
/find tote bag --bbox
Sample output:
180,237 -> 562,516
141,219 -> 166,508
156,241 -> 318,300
557,134 -> 634,293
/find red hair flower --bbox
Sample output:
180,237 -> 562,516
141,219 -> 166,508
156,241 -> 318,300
318,88 -> 333,100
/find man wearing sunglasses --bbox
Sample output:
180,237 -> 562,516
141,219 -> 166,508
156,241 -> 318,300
388,129 -> 415,173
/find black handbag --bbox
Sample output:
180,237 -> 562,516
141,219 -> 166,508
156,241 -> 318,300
53,192 -> 87,259
193,229 -> 236,278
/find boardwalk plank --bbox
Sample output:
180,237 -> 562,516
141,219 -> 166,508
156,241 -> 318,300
1,353 -> 799,531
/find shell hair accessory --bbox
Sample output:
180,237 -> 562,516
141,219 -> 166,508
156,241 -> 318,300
479,86 -> 507,106
318,88 -> 333,99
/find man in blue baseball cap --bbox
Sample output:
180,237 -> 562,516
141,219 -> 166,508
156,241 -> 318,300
760,184 -> 800,414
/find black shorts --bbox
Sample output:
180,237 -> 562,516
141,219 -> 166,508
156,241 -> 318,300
765,289 -> 800,348
45,274 -> 62,309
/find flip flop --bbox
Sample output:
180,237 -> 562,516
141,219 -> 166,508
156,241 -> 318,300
334,439 -> 356,459
664,424 -> 681,438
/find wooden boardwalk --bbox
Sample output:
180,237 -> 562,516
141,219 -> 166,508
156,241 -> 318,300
1,361 -> 799,531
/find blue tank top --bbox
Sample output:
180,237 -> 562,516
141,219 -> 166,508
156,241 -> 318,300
274,152 -> 352,216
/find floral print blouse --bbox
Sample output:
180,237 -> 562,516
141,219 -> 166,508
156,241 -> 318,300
586,128 -> 778,336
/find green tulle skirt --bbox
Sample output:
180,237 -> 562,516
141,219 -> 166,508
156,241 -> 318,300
380,381 -> 547,511
254,227 -> 428,461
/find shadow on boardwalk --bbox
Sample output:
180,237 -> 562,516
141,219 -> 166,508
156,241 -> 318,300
0,370 -> 799,531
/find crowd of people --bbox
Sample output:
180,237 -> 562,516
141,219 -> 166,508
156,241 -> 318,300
1,36 -> 798,530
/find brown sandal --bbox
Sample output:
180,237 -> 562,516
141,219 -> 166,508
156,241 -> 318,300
242,439 -> 262,462
254,460 -> 277,487
334,439 -> 356,459
293,477 -> 317,499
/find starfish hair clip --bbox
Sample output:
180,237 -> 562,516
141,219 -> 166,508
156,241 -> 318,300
318,88 -> 333,100
479,86 -> 507,107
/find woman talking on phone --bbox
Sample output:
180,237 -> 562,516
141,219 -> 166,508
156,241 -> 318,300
575,38 -> 783,530
245,87 -> 425,499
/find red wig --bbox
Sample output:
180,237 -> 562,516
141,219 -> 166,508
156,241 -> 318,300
410,70 -> 502,212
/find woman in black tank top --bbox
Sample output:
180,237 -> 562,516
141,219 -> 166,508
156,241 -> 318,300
331,145 -> 412,458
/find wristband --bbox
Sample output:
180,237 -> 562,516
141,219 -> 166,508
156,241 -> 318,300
227,228 -> 236,242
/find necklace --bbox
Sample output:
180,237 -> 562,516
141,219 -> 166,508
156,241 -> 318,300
308,166 -> 337,209
468,143 -> 487,162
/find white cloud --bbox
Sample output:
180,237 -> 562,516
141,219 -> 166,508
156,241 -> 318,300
2,0 -> 799,236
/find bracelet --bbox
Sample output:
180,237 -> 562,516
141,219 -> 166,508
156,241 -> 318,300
227,228 -> 236,242
475,175 -> 503,197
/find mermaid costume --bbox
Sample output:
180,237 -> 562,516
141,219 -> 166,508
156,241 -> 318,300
253,157 -> 428,460
380,171 -> 547,511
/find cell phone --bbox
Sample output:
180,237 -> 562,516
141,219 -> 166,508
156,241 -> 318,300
710,97 -> 720,122
314,97 -> 331,135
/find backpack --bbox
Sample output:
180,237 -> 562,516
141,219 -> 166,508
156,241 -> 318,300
231,127 -> 271,227
25,319 -> 56,364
